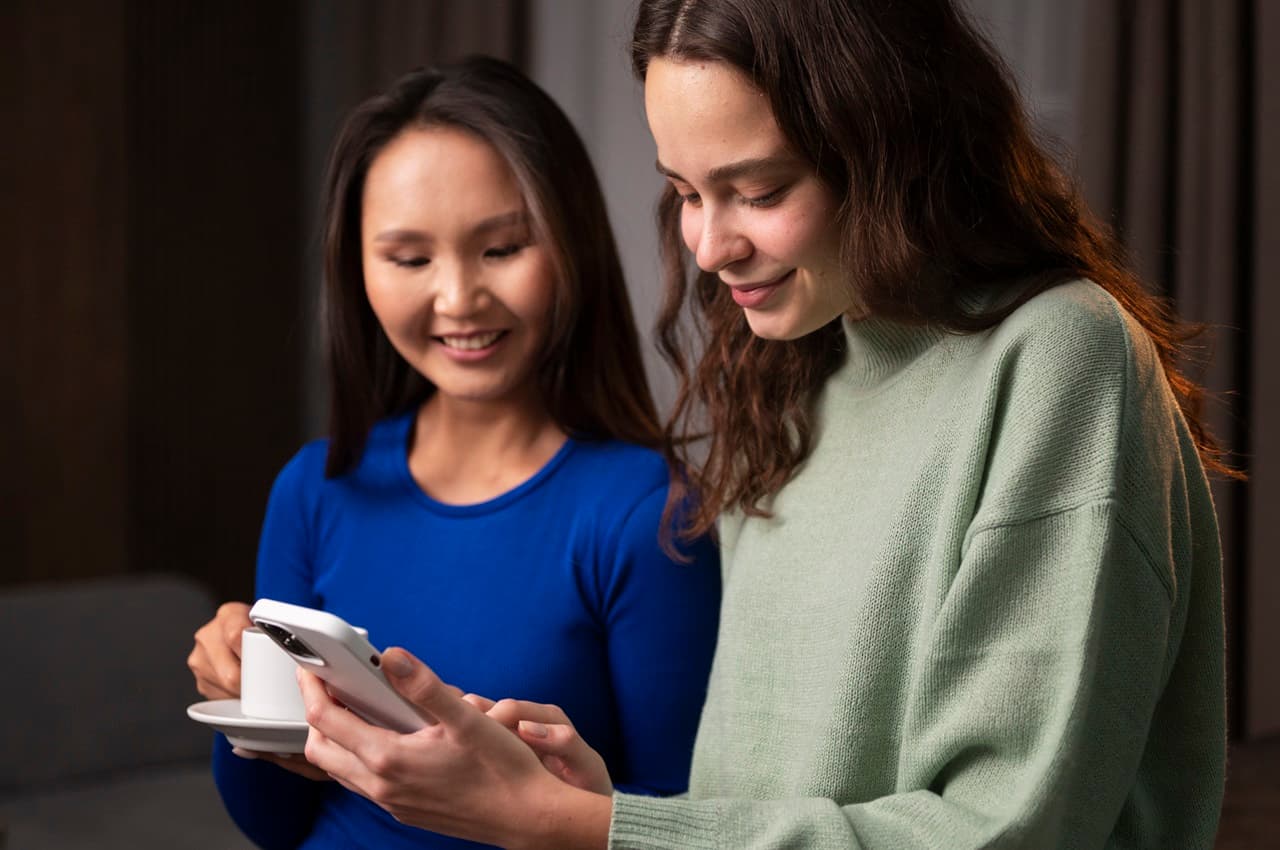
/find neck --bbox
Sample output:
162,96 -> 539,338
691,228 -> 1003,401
408,390 -> 567,505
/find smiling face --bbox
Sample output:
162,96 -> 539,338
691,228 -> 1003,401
360,126 -> 556,409
644,57 -> 853,340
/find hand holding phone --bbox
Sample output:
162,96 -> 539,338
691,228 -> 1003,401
247,599 -> 430,733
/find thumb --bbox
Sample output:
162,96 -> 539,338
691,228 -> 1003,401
517,721 -> 612,795
380,647 -> 471,726
517,720 -> 581,758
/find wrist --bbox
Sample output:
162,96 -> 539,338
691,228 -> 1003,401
510,780 -> 611,850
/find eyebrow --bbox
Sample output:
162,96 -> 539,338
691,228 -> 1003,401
655,155 -> 796,184
372,210 -> 528,244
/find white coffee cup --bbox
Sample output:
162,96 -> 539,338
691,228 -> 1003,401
239,623 -> 371,720
239,627 -> 307,720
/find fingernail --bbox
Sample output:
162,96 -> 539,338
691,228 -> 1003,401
384,651 -> 413,678
231,747 -> 257,760
520,721 -> 549,738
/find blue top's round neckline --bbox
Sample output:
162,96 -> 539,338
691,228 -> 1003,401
393,411 -> 578,517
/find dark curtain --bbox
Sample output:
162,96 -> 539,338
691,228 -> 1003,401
1077,0 -> 1278,740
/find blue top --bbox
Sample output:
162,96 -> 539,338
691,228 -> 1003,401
211,411 -> 721,849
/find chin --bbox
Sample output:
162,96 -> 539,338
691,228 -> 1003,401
745,301 -> 848,341
743,311 -> 806,342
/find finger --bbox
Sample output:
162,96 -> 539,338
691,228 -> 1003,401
302,723 -> 377,791
379,647 -> 475,728
258,751 -> 333,782
218,602 -> 252,657
230,746 -> 330,780
461,693 -> 496,712
190,621 -> 243,697
195,677 -> 237,701
486,699 -> 572,732
205,635 -> 244,696
297,668 -> 402,762
187,645 -> 231,700
517,722 -> 612,795
517,720 -> 583,758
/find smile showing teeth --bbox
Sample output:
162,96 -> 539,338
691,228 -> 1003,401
439,331 -> 503,350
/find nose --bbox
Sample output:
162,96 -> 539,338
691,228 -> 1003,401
432,258 -> 488,317
691,206 -> 751,273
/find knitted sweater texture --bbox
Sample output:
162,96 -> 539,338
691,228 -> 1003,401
610,281 -> 1225,849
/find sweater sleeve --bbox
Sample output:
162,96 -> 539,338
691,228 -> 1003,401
211,447 -> 328,849
609,503 -> 1174,849
602,485 -> 721,797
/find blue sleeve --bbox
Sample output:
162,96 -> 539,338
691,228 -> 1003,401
211,448 -> 327,849
602,485 -> 721,796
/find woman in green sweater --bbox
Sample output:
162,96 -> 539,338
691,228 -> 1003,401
293,1 -> 1231,847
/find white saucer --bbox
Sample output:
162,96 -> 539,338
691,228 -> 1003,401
187,699 -> 309,753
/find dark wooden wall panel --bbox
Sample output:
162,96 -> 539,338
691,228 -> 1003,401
3,1 -> 130,583
4,2 -> 303,602
125,1 -> 303,603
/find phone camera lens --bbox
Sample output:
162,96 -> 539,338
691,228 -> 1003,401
258,621 -> 320,660
283,635 -> 319,658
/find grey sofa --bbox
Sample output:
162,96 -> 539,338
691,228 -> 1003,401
0,574 -> 254,849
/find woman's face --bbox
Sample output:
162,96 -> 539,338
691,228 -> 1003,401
644,58 -> 853,340
361,126 -> 556,408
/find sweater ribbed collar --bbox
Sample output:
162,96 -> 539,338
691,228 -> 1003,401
836,314 -> 949,391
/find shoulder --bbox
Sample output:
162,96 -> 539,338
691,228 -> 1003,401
965,280 -> 1166,524
561,438 -> 671,499
555,439 -> 677,549
563,442 -> 718,606
984,279 -> 1141,374
969,283 -> 1216,605
971,280 -> 1165,438
271,438 -> 329,495
272,411 -> 413,497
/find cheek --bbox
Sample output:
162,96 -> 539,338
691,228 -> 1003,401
361,267 -> 412,337
361,272 -> 392,326
509,257 -> 558,329
773,211 -> 831,264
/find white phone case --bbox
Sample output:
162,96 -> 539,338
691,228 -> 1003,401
247,599 -> 429,733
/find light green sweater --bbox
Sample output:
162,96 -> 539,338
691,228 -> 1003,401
610,281 -> 1224,849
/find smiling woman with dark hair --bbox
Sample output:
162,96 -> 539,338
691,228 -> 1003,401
185,56 -> 720,850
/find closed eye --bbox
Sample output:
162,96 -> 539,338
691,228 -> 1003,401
389,255 -> 430,268
665,180 -> 701,207
484,243 -> 526,259
743,186 -> 788,208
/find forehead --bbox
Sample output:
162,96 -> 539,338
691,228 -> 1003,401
361,126 -> 524,227
643,57 -> 787,178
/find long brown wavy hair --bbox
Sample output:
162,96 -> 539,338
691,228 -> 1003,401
321,56 -> 661,476
632,0 -> 1239,539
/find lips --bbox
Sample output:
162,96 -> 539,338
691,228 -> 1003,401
432,330 -> 510,362
437,330 -> 504,351
727,270 -> 792,309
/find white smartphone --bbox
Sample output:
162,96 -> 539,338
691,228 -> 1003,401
247,598 -> 429,733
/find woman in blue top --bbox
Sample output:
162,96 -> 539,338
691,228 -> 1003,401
186,56 -> 720,850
